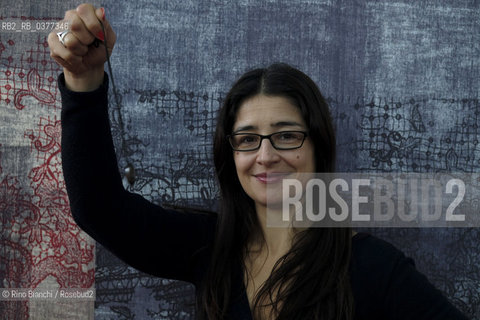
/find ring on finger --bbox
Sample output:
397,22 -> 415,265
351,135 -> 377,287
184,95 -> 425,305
56,30 -> 71,46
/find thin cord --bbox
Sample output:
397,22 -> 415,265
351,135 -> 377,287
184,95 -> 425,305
99,21 -> 135,185
99,21 -> 121,111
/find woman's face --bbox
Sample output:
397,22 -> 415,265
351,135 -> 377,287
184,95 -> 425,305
232,94 -> 315,208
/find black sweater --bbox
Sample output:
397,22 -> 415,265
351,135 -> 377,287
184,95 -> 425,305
59,73 -> 469,320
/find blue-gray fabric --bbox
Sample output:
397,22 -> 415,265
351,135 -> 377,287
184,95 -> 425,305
0,0 -> 479,319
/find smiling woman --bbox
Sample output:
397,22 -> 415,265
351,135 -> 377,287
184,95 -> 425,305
232,95 -> 315,204
49,3 -> 468,320
205,64 -> 357,319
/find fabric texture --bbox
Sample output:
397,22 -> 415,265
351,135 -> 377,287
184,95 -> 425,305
59,73 -> 469,320
1,2 -> 479,319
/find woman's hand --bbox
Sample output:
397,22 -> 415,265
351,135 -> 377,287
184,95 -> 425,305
48,4 -> 116,92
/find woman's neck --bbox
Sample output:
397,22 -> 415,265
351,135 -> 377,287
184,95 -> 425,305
252,203 -> 297,257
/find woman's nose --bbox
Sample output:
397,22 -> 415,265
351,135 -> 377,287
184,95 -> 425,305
256,138 -> 280,165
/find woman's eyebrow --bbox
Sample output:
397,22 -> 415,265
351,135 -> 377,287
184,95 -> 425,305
232,125 -> 256,133
271,121 -> 304,128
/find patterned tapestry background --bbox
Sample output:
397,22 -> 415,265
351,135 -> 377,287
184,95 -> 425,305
1,0 -> 479,319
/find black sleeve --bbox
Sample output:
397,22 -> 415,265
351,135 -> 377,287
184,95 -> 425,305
351,234 -> 470,320
383,251 -> 470,320
59,73 -> 216,283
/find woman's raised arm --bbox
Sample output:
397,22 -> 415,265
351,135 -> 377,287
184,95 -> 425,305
49,4 -> 216,284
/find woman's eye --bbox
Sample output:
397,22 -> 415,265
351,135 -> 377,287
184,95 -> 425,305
278,133 -> 296,140
239,135 -> 257,144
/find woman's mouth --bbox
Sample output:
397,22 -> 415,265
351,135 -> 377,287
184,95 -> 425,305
254,172 -> 292,184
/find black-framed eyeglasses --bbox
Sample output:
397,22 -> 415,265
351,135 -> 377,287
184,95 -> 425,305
227,131 -> 308,152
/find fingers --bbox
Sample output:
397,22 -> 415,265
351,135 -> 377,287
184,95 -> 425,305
48,29 -> 82,66
65,5 -> 116,56
95,7 -> 116,53
48,3 -> 116,76
75,4 -> 105,43
67,14 -> 95,50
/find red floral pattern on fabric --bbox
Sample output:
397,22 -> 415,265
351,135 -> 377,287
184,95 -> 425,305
0,34 -> 94,319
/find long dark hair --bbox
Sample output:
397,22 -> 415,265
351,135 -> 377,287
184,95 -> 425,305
200,63 -> 353,319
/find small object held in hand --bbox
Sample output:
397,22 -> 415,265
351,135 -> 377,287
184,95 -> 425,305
125,163 -> 136,185
56,30 -> 70,46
